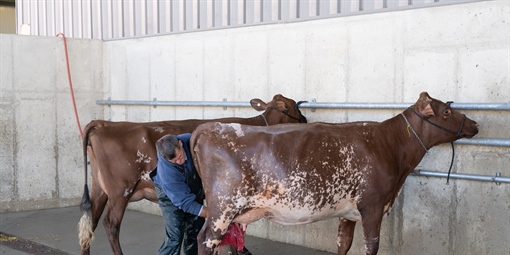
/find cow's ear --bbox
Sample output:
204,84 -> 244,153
275,100 -> 288,111
250,98 -> 267,111
416,92 -> 435,117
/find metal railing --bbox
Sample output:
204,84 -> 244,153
97,97 -> 510,184
97,98 -> 510,111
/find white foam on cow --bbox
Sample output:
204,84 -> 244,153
140,170 -> 151,182
123,188 -> 132,197
218,123 -> 245,137
135,150 -> 152,164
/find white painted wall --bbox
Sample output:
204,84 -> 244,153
1,1 -> 508,254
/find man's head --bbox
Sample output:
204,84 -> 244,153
156,134 -> 186,165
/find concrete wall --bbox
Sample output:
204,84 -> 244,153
0,0 -> 508,254
0,34 -> 104,211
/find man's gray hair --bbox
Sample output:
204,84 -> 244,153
156,134 -> 180,160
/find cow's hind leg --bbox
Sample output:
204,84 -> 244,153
198,216 -> 234,255
337,218 -> 356,255
198,221 -> 208,255
198,219 -> 219,255
103,199 -> 128,255
90,183 -> 108,232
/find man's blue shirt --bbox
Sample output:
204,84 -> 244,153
152,133 -> 203,216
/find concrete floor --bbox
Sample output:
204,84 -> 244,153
0,206 -> 335,255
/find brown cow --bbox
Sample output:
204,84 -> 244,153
78,94 -> 307,255
190,92 -> 479,255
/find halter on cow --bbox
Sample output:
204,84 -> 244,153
78,94 -> 307,255
190,92 -> 479,255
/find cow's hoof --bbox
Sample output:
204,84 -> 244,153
239,247 -> 252,255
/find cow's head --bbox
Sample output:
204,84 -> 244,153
410,91 -> 479,145
250,94 -> 307,124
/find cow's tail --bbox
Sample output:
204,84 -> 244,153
78,185 -> 94,251
78,121 -> 96,251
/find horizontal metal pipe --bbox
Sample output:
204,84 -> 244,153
413,169 -> 510,184
96,99 -> 510,111
96,99 -> 252,107
454,138 -> 510,147
300,102 -> 510,111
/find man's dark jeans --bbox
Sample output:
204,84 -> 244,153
154,183 -> 205,255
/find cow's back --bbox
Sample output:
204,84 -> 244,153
192,121 -> 394,175
88,120 -> 198,173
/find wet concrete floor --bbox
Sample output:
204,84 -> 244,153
0,206 -> 334,255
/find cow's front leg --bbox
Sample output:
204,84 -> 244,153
360,208 -> 384,255
337,218 -> 356,255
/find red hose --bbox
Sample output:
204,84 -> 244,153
56,33 -> 84,140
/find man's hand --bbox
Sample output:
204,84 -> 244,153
199,206 -> 207,218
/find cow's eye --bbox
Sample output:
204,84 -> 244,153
443,108 -> 451,116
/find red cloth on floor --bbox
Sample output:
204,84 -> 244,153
219,222 -> 245,251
